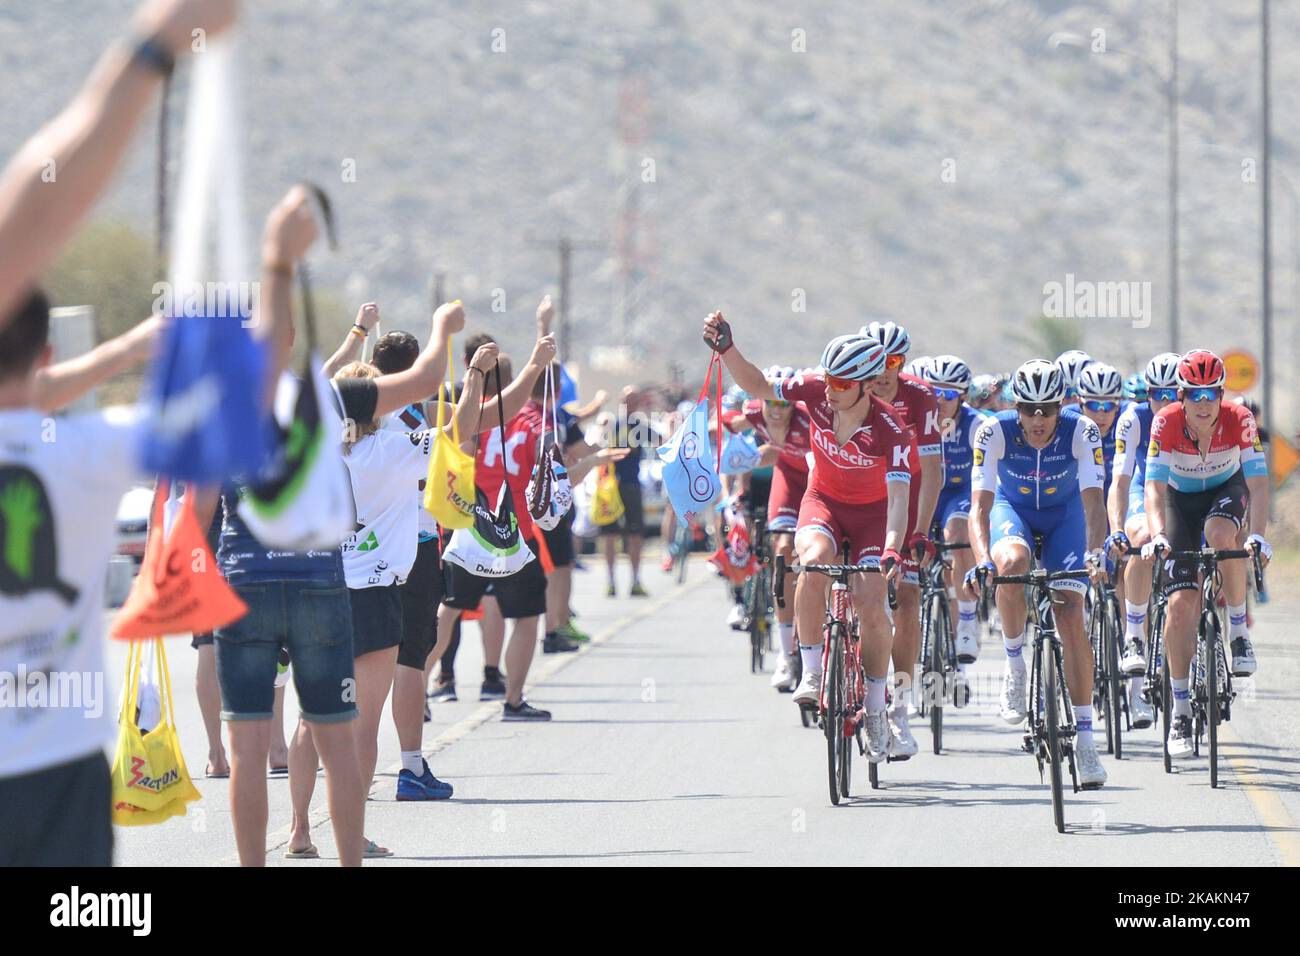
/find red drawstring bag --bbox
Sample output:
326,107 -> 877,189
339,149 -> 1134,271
112,480 -> 247,640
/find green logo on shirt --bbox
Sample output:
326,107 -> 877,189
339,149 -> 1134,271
357,531 -> 379,552
0,466 -> 80,605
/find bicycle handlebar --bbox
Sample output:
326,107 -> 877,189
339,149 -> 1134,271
1148,545 -> 1265,595
773,555 -> 898,610
991,569 -> 1092,586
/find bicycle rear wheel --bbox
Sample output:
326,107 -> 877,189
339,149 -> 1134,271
927,592 -> 947,755
826,623 -> 845,805
1089,595 -> 1112,755
1160,652 -> 1172,774
1043,635 -> 1066,834
1104,594 -> 1124,760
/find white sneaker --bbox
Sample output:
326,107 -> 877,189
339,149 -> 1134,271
955,630 -> 980,664
864,709 -> 888,763
726,603 -> 746,630
792,669 -> 821,706
999,668 -> 1028,725
770,654 -> 797,692
1129,692 -> 1154,729
1168,715 -> 1195,759
887,706 -> 918,758
1075,739 -> 1108,789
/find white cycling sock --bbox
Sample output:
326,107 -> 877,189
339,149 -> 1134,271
865,674 -> 888,712
1171,677 -> 1192,718
1003,631 -> 1026,674
1124,600 -> 1147,640
1074,705 -> 1095,748
1228,603 -> 1248,639
957,601 -> 978,636
777,622 -> 796,655
401,751 -> 425,776
799,644 -> 822,676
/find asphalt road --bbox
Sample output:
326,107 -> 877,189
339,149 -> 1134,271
109,551 -> 1299,866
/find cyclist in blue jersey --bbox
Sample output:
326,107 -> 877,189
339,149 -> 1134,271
1055,350 -> 1092,407
921,355 -> 985,665
1076,363 -> 1124,499
963,359 -> 1110,788
1106,353 -> 1180,729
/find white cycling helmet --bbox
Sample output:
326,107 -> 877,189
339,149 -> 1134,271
820,334 -> 887,381
1055,349 -> 1092,389
1077,362 -> 1123,400
1143,351 -> 1181,390
1012,359 -> 1066,403
859,320 -> 911,356
903,355 -> 933,378
924,354 -> 972,390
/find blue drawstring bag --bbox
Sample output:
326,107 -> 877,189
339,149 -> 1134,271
558,363 -> 579,407
138,307 -> 269,483
656,354 -> 723,523
720,430 -> 762,475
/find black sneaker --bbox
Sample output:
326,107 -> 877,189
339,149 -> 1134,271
1230,636 -> 1257,677
543,632 -> 580,654
428,680 -> 457,703
502,699 -> 552,721
480,673 -> 507,701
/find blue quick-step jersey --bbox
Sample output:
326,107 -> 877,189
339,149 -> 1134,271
939,403 -> 986,492
1112,401 -> 1153,487
971,405 -> 1105,510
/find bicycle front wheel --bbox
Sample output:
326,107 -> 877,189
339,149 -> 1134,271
927,592 -> 947,755
1043,635 -> 1066,834
825,622 -> 845,805
1104,594 -> 1124,760
1205,611 -> 1222,789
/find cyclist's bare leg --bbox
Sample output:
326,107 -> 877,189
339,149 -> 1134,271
1053,589 -> 1094,704
991,541 -> 1031,637
1123,516 -> 1154,608
890,583 -> 921,703
792,529 -> 835,659
1206,516 -> 1246,607
1166,588 -> 1198,680
853,572 -> 893,677
946,516 -> 973,635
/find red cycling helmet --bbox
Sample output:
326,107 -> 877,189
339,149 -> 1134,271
1176,349 -> 1226,389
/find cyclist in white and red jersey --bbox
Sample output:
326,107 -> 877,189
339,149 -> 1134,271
724,366 -> 814,690
860,321 -> 943,757
1142,349 -> 1272,758
703,312 -> 911,762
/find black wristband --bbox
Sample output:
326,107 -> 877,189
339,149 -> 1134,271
131,34 -> 175,77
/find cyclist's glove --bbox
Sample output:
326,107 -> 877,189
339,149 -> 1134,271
880,548 -> 903,574
704,313 -> 734,354
964,561 -> 994,591
1105,531 -> 1130,555
1246,533 -> 1272,561
1141,533 -> 1171,560
1084,547 -> 1105,570
907,532 -> 936,563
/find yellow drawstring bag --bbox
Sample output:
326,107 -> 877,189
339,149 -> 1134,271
110,639 -> 202,825
590,465 -> 626,527
423,335 -> 477,529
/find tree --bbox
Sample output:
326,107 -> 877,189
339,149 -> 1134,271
1011,314 -> 1083,360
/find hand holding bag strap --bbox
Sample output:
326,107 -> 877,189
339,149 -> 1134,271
692,352 -> 723,475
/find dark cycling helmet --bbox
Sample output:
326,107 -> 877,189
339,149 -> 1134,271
859,320 -> 911,357
1012,359 -> 1065,403
1176,349 -> 1226,389
821,334 -> 887,381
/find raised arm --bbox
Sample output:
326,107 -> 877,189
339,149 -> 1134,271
701,311 -> 777,400
477,333 -> 558,425
0,0 -> 238,327
256,186 -> 320,404
34,314 -> 161,412
321,302 -> 380,379
448,341 -> 498,439
565,389 -> 608,423
371,301 -> 465,419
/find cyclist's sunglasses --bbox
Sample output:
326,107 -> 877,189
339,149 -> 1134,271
764,398 -> 792,408
932,386 -> 963,402
1017,401 -> 1060,418
1082,399 -> 1119,413
826,374 -> 871,392
884,353 -> 907,371
1183,387 -> 1222,404
1149,387 -> 1178,402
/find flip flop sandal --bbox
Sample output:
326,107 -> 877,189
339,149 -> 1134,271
363,839 -> 393,859
206,765 -> 230,779
268,765 -> 289,777
284,844 -> 319,860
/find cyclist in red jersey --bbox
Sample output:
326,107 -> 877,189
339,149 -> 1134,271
860,321 -> 943,756
704,312 -> 911,762
723,368 -> 814,690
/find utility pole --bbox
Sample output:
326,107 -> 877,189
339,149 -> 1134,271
526,236 -> 602,365
1168,0 -> 1180,353
431,270 -> 446,311
1260,0 -> 1275,509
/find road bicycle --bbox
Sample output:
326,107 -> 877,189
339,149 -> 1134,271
916,541 -> 970,755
